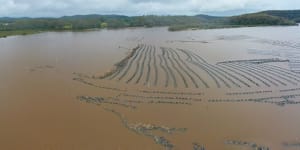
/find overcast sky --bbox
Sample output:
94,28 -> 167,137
0,0 -> 299,17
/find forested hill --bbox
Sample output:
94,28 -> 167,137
0,15 -> 223,30
262,10 -> 300,22
229,10 -> 300,26
0,10 -> 299,37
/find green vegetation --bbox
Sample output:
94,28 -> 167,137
0,30 -> 41,38
168,23 -> 243,31
229,13 -> 296,26
0,10 -> 299,38
262,10 -> 300,22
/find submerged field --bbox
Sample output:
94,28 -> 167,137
1,26 -> 300,150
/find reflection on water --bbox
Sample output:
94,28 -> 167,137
1,26 -> 300,150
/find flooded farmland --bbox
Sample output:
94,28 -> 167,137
1,26 -> 300,150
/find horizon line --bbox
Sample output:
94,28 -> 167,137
1,9 -> 300,19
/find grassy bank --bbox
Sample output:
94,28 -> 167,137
168,24 -> 243,31
0,30 -> 41,38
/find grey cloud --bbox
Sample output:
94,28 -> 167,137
0,0 -> 299,17
128,0 -> 185,4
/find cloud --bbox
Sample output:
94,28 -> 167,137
0,0 -> 29,16
0,0 -> 299,17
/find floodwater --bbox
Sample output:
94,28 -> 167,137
1,26 -> 300,150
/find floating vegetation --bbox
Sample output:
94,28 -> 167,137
166,40 -> 209,43
147,100 -> 192,105
152,46 -> 158,86
77,93 -> 195,108
125,36 -> 144,42
255,39 -> 300,49
209,94 -> 300,106
236,63 -> 297,86
98,45 -> 141,79
217,35 -> 252,40
103,108 -> 186,150
163,48 -> 188,88
73,72 -> 91,79
161,48 -> 177,88
183,49 -> 236,88
215,65 -> 251,87
180,49 -> 221,88
169,48 -> 202,88
218,63 -> 260,87
158,55 -> 170,87
230,63 -> 281,86
94,44 -> 297,88
153,136 -> 174,149
282,142 -> 300,148
121,93 -> 202,102
220,63 -> 271,87
166,48 -> 193,87
258,65 -> 300,83
247,48 -> 282,57
70,42 -> 300,149
226,90 -> 272,96
135,45 -> 149,84
139,90 -> 203,96
262,65 -> 300,78
193,142 -> 206,150
96,44 -> 212,88
144,46 -> 152,85
217,58 -> 289,65
280,88 -> 300,92
77,96 -> 137,109
118,44 -> 146,81
126,45 -> 148,83
29,65 -> 55,72
225,140 -> 270,150
73,74 -> 204,100
202,62 -> 241,88
73,77 -> 126,92
247,48 -> 300,73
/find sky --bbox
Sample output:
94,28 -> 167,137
0,0 -> 299,17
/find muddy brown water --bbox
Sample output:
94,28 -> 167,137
1,26 -> 300,150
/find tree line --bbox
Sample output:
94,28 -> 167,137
0,10 -> 299,34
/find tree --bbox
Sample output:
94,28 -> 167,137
100,22 -> 107,28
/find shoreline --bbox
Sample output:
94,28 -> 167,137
0,24 -> 298,39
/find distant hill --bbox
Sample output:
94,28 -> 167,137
262,10 -> 300,22
0,10 -> 299,37
194,14 -> 223,20
229,12 -> 296,26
